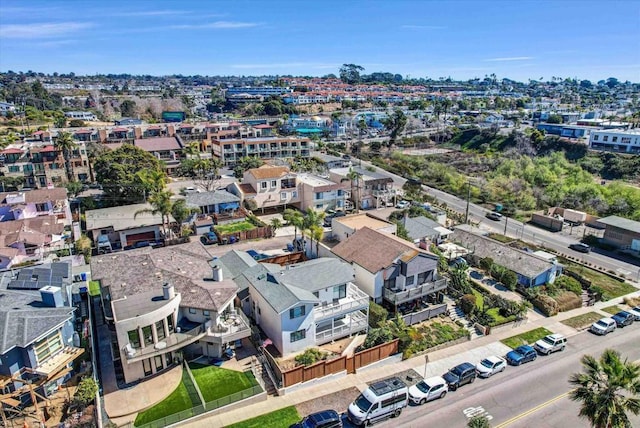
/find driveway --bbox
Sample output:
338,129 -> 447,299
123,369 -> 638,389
468,268 -> 523,302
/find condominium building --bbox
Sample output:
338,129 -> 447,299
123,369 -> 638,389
211,136 -> 310,166
589,129 -> 640,154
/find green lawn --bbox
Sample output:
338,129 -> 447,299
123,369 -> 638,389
486,307 -> 511,324
225,406 -> 300,428
215,221 -> 256,234
561,312 -> 603,330
602,305 -> 623,315
88,280 -> 101,297
501,327 -> 553,349
487,233 -> 514,244
189,363 -> 258,403
472,289 -> 485,309
134,379 -> 197,426
562,262 -> 637,300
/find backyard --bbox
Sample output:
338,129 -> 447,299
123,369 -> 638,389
215,221 -> 256,235
189,363 -> 258,402
501,327 -> 553,349
560,260 -> 637,300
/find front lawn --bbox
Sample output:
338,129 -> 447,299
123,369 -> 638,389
501,327 -> 553,349
134,374 -> 198,426
225,406 -> 300,428
561,261 -> 637,300
561,312 -> 603,330
188,363 -> 258,403
215,221 -> 256,235
602,305 -> 623,315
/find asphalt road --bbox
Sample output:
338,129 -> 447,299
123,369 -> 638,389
369,326 -> 640,428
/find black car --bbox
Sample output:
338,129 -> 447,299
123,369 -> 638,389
611,311 -> 635,328
443,362 -> 476,391
292,410 -> 342,428
323,210 -> 346,227
569,243 -> 591,253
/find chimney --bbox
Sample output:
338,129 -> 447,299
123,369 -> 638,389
40,286 -> 64,307
162,282 -> 175,300
212,265 -> 223,282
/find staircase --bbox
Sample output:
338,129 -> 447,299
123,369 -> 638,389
581,289 -> 595,307
449,303 -> 483,340
253,358 -> 277,395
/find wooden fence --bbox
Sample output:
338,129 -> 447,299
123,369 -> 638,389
217,226 -> 274,243
280,339 -> 399,388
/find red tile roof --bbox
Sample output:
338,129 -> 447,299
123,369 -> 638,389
2,148 -> 24,154
254,124 -> 273,129
40,146 -> 57,152
112,127 -> 129,132
74,129 -> 93,134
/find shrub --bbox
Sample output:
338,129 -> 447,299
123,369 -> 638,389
368,301 -> 389,328
554,291 -> 582,312
555,276 -> 582,295
501,270 -> 518,291
74,377 -> 98,407
531,294 -> 559,316
459,294 -> 477,315
294,348 -> 326,366
623,296 -> 640,307
479,257 -> 494,272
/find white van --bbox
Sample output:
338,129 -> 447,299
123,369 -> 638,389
347,377 -> 408,426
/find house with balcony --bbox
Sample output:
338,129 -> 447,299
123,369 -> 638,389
134,136 -> 184,176
331,227 -> 447,325
0,216 -> 66,268
328,167 -> 395,210
90,241 -> 251,384
0,187 -> 71,225
296,173 -> 348,212
331,213 -> 396,242
228,165 -> 300,212
185,190 -> 243,224
0,263 -> 84,404
225,255 -> 368,356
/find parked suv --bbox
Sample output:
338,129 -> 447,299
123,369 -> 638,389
485,211 -> 503,221
323,210 -> 346,227
569,243 -> 591,253
506,345 -> 537,366
293,410 -> 342,428
590,317 -> 617,335
611,311 -> 635,328
533,334 -> 567,355
443,362 -> 476,391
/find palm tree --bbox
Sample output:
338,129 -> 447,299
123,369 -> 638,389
136,169 -> 167,199
342,168 -> 361,212
183,141 -> 201,158
303,210 -> 326,257
270,218 -> 283,237
135,190 -> 173,237
309,224 -> 324,258
170,198 -> 198,231
569,348 -> 640,428
55,131 -> 76,182
283,208 -> 304,241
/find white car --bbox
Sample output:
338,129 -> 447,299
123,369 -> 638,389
408,376 -> 448,405
396,200 -> 410,209
475,356 -> 507,378
533,333 -> 567,355
627,306 -> 640,321
591,317 -> 617,335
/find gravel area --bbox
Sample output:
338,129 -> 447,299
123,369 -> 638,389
295,386 -> 361,417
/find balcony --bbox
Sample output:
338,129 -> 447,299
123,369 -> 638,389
315,310 -> 368,344
207,309 -> 251,344
383,278 -> 447,305
313,285 -> 369,323
33,346 -> 85,376
125,324 -> 206,363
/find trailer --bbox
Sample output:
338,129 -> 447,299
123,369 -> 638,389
531,213 -> 563,232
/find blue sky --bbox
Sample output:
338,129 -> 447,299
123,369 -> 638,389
1,0 -> 639,82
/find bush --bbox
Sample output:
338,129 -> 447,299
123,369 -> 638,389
459,294 -> 477,315
554,291 -> 582,312
73,377 -> 98,407
531,294 -> 559,316
555,276 -> 582,295
479,257 -> 494,272
501,270 -> 518,291
294,348 -> 326,366
368,301 -> 388,328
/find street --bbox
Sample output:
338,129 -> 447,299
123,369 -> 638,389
373,326 -> 640,428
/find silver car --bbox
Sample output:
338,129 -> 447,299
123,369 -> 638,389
476,356 -> 507,378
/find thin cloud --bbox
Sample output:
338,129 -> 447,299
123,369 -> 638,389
401,25 -> 446,30
231,62 -> 338,69
484,56 -> 534,62
171,21 -> 260,30
0,22 -> 93,39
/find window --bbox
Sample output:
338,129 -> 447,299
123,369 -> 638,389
289,306 -> 306,319
333,284 -> 347,300
316,204 -> 323,209
271,180 -> 277,188
189,308 -> 197,314
155,355 -> 164,371
603,136 -> 609,142
281,192 -> 287,200
612,136 -> 618,142
406,276 -> 415,286
8,166 -> 19,173
34,331 -> 63,364
261,182 -> 267,190
128,329 -> 141,348
417,272 -> 428,285
292,191 -> 298,198
203,310 -> 210,317
142,325 -> 153,346
290,329 -> 306,342
315,192 -> 323,200
381,393 -> 408,408
155,321 -> 166,341
384,278 -> 396,289
35,203 -> 48,212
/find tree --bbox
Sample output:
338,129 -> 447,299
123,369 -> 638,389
339,64 -> 365,84
283,208 -> 304,241
135,190 -> 173,237
270,218 -> 283,235
546,114 -> 563,124
368,302 -> 388,328
75,235 -> 92,263
55,131 -> 76,182
120,99 -> 137,117
74,377 -> 98,407
170,198 -> 197,229
69,119 -> 86,127
233,156 -> 264,179
94,145 -> 164,204
381,109 -> 407,150
66,181 -> 84,198
569,348 -> 640,428
467,415 -> 491,428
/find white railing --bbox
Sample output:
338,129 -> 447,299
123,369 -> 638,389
383,278 -> 448,304
208,309 -> 251,344
315,312 -> 368,343
313,287 -> 369,322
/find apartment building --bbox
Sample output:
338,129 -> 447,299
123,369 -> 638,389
589,129 -> 640,154
211,136 -> 310,167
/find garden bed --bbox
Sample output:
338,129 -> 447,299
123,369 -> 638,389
215,221 -> 256,234
561,312 -> 603,330
501,327 -> 553,349
559,260 -> 637,300
403,317 -> 469,358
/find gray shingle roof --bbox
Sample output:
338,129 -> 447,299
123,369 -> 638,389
185,190 -> 240,207
277,258 -> 354,292
451,228 -> 554,279
597,216 -> 640,234
401,216 -> 442,241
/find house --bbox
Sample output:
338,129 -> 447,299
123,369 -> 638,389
64,111 -> 97,121
597,216 -> 640,253
185,190 -> 243,225
0,101 -> 16,116
0,262 -> 84,403
331,213 -> 396,242
400,216 -> 452,245
0,216 -> 66,268
85,203 -> 169,251
0,188 -> 71,225
228,165 -> 300,212
328,167 -> 396,210
134,136 -> 184,176
90,242 -> 251,384
451,227 -> 561,287
331,227 -> 447,324
314,153 -> 352,170
219,253 -> 368,356
296,173 -> 348,212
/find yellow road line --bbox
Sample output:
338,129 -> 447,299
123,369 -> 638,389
494,391 -> 572,428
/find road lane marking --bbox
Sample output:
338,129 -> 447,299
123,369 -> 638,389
463,406 -> 493,421
494,391 -> 571,428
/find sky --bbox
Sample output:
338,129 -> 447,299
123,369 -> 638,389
0,0 -> 639,82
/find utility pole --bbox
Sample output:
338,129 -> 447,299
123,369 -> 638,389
503,215 -> 508,236
464,181 -> 471,224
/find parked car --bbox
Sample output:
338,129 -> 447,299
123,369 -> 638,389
396,200 -> 410,209
506,345 -> 537,366
200,232 -> 218,245
590,317 -> 617,335
323,210 -> 346,227
568,243 -> 591,253
533,334 -> 567,355
475,356 -> 507,378
627,306 -> 640,321
347,377 -> 408,426
408,376 -> 447,404
292,410 -> 342,428
485,211 -> 503,221
611,311 -> 635,328
443,362 -> 477,391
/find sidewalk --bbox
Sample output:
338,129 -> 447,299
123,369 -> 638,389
181,288 -> 640,428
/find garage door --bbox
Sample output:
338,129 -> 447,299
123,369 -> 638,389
126,231 -> 156,247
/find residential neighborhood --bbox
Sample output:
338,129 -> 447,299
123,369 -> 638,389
1,1 -> 640,428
